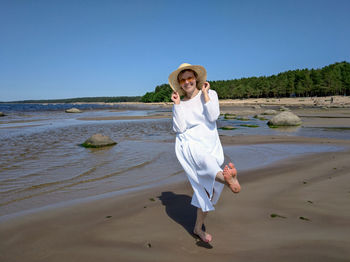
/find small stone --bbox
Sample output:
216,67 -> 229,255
224,113 -> 236,119
65,107 -> 82,113
81,133 -> 117,148
254,115 -> 268,121
262,109 -> 277,115
270,213 -> 286,219
236,116 -> 250,121
279,106 -> 290,111
299,216 -> 311,221
220,126 -> 237,130
0,112 -> 6,117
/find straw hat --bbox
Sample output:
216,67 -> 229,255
168,63 -> 207,96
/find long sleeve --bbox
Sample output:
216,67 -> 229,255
203,90 -> 220,122
172,104 -> 187,133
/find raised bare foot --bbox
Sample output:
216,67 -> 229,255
223,162 -> 241,193
193,229 -> 212,243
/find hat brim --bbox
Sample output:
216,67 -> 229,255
168,64 -> 207,96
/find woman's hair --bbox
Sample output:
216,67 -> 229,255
177,69 -> 201,90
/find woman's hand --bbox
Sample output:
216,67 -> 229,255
202,82 -> 210,103
201,81 -> 210,94
171,91 -> 180,105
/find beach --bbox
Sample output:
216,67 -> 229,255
1,99 -> 350,261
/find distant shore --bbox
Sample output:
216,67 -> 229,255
2,95 -> 350,109
75,95 -> 350,108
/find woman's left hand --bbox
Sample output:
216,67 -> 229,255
202,81 -> 210,94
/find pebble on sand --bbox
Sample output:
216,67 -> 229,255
81,134 -> 117,148
270,213 -> 286,219
65,108 -> 82,113
267,111 -> 302,126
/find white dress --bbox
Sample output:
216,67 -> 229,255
172,89 -> 225,212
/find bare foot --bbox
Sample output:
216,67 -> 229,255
193,229 -> 212,243
223,162 -> 241,193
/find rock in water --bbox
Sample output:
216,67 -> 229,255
224,113 -> 236,119
0,112 -> 5,117
65,108 -> 82,113
220,125 -> 236,130
262,109 -> 277,115
279,106 -> 290,111
82,134 -> 117,148
268,111 -> 302,126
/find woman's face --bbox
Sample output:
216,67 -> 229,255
178,70 -> 197,95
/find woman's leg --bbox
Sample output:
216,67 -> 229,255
215,162 -> 241,193
193,208 -> 212,242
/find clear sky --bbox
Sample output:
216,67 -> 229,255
1,0 -> 349,101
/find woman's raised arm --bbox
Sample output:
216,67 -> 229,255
203,89 -> 220,122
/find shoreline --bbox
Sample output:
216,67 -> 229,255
1,135 -> 350,261
1,135 -> 348,222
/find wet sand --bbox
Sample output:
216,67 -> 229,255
77,113 -> 171,121
1,133 -> 350,262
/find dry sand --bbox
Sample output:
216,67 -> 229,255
1,134 -> 350,262
218,95 -> 350,107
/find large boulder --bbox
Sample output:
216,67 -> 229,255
0,112 -> 5,117
82,134 -> 117,148
268,111 -> 302,126
65,107 -> 82,113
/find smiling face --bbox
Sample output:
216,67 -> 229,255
178,70 -> 198,96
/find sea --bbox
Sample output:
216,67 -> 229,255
0,103 -> 349,219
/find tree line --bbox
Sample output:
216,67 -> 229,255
140,61 -> 350,102
5,61 -> 348,104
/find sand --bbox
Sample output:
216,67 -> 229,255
1,100 -> 350,262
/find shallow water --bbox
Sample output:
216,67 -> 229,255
218,115 -> 350,140
0,107 -> 349,217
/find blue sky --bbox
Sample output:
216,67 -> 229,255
1,0 -> 349,101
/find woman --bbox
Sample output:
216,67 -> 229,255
169,63 -> 241,243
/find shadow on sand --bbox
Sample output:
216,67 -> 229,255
158,191 -> 213,249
